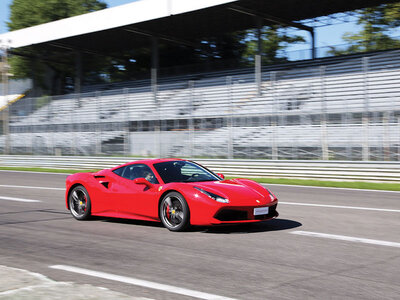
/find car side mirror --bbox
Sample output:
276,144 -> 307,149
217,173 -> 225,180
133,177 -> 152,187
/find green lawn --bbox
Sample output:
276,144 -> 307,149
226,177 -> 400,191
0,166 -> 399,191
0,166 -> 98,174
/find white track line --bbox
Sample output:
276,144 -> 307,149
0,184 -> 64,191
0,170 -> 70,175
49,265 -> 237,300
279,201 -> 400,213
0,196 -> 41,203
262,183 -> 400,193
291,231 -> 400,248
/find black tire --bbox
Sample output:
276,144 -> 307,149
159,192 -> 190,232
69,185 -> 91,220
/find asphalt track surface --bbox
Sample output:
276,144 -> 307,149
0,170 -> 399,299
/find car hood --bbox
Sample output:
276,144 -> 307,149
186,179 -> 275,206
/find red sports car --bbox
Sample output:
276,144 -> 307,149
65,159 -> 278,231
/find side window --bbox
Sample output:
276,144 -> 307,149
112,166 -> 125,176
121,166 -> 134,180
115,164 -> 159,184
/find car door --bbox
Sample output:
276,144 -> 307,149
102,166 -> 130,217
88,169 -> 120,217
112,164 -> 160,220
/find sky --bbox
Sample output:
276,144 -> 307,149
0,0 -> 136,33
0,0 -> 362,54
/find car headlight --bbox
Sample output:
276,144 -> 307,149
266,188 -> 276,201
194,187 -> 229,203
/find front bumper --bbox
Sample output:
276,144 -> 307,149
211,203 -> 278,224
189,199 -> 279,225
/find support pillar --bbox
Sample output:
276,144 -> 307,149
151,37 -> 161,157
189,80 -> 194,158
320,66 -> 329,160
151,37 -> 159,104
1,45 -> 10,154
362,57 -> 370,161
227,76 -> 233,159
310,29 -> 316,59
271,71 -> 278,160
74,51 -> 82,95
255,17 -> 262,96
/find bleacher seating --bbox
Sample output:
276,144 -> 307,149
3,49 -> 400,158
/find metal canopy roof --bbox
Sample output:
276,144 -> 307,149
0,0 -> 236,49
0,0 -> 398,53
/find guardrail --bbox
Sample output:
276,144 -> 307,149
1,155 -> 400,182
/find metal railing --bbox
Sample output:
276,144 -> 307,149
1,155 -> 399,182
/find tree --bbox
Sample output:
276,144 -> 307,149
6,0 -> 308,94
329,3 -> 400,55
8,0 -> 107,30
242,25 -> 305,65
7,0 -> 107,94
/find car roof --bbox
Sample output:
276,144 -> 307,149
111,158 -> 186,170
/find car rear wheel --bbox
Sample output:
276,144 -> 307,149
69,185 -> 91,220
160,192 -> 190,231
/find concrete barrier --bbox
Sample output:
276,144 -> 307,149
1,155 -> 399,182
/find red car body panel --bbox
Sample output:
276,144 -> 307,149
65,159 -> 278,226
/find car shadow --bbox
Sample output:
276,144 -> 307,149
91,217 -> 301,234
195,218 -> 302,234
95,217 -> 164,228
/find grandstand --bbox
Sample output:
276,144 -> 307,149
2,49 -> 400,160
1,0 -> 400,160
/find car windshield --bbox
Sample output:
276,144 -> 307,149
153,161 -> 221,183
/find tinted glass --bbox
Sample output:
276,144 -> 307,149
153,161 -> 220,183
113,166 -> 124,176
114,164 -> 158,184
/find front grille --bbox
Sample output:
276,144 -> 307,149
214,209 -> 248,221
215,204 -> 278,222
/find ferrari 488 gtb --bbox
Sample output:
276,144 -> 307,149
66,159 -> 278,231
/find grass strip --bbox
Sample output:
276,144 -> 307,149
226,177 -> 400,191
0,166 -> 98,174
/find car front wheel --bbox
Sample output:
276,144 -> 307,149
69,185 -> 91,220
160,192 -> 190,231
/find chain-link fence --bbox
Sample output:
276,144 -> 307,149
1,50 -> 400,160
